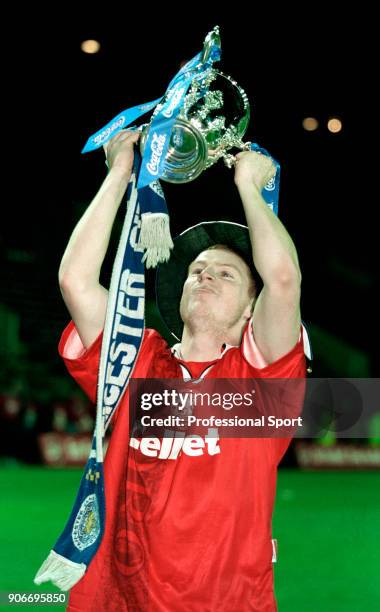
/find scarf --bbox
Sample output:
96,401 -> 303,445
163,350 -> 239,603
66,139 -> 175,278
34,153 -> 172,590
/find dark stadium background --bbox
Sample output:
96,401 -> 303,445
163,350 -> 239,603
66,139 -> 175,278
0,8 -> 378,611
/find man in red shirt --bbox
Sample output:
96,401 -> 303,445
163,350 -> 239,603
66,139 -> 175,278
58,130 -> 308,611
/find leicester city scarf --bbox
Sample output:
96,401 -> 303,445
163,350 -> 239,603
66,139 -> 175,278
34,154 -> 172,590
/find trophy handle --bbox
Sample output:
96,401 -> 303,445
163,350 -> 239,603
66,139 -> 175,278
201,26 -> 221,64
222,141 -> 252,168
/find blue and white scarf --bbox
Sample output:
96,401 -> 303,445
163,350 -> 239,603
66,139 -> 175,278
33,154 -> 171,590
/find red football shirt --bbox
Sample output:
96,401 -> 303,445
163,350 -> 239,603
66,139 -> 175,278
60,319 -> 306,611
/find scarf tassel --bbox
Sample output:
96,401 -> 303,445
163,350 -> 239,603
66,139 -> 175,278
140,212 -> 174,268
34,550 -> 86,591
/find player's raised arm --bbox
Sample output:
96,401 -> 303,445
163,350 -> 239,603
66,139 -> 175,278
58,130 -> 140,348
234,151 -> 302,363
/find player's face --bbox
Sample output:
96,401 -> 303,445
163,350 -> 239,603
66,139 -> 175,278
179,248 -> 253,330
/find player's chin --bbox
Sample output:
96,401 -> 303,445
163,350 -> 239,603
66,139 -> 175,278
182,302 -> 212,323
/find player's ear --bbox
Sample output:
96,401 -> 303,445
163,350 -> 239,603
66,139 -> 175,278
243,298 -> 255,321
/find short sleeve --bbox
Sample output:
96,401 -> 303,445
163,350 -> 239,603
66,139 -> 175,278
58,323 -> 172,404
241,317 -> 269,369
241,317 -> 307,378
58,321 -> 103,403
239,318 -> 307,465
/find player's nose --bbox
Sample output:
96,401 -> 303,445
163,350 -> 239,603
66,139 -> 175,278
199,266 -> 216,280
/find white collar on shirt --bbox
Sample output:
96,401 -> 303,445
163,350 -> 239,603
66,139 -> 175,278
171,342 -> 236,361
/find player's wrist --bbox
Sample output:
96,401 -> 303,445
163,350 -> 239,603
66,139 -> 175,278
106,165 -> 131,185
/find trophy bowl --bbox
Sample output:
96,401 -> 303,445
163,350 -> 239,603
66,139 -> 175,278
140,69 -> 251,183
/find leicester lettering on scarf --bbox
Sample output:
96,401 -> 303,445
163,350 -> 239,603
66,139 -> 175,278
98,162 -> 145,432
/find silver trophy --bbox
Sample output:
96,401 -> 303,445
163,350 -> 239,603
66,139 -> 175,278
140,26 -> 251,183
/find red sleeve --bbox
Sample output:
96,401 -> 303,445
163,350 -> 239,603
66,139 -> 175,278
58,323 -> 170,404
241,319 -> 307,379
58,321 -> 103,403
240,321 -> 307,465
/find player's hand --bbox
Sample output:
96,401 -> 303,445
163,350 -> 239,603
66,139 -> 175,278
103,130 -> 140,178
234,150 -> 276,192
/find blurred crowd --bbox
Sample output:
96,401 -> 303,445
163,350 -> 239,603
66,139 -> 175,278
0,392 -> 95,463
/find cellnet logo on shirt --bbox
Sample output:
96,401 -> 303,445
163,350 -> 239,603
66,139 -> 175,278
129,428 -> 221,460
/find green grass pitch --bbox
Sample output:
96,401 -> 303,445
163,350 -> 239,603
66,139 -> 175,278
0,467 -> 379,611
